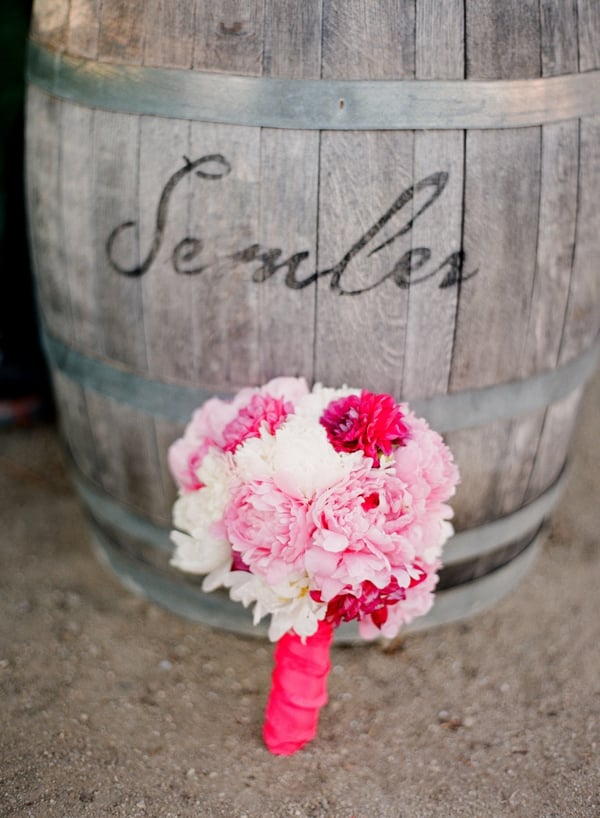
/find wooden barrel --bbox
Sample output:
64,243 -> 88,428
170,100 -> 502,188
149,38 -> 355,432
26,0 -> 600,640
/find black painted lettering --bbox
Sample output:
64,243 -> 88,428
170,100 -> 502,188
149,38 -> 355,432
106,155 -> 477,295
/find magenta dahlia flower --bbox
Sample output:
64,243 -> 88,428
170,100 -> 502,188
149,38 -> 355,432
320,390 -> 409,463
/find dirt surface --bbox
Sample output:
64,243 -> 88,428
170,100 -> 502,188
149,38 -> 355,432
1,371 -> 599,818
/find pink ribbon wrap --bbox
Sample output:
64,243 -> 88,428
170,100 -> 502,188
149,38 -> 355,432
263,620 -> 334,755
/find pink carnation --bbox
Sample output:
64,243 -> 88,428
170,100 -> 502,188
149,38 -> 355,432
304,465 -> 416,602
222,393 -> 293,453
320,391 -> 409,463
223,479 -> 313,585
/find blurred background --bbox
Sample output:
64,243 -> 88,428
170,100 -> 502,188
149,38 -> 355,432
0,0 -> 52,427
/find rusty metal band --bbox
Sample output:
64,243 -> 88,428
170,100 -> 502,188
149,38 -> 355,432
27,41 -> 600,130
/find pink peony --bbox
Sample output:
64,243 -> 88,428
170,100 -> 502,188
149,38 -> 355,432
304,464 -> 416,602
223,479 -> 313,585
167,394 -> 251,491
170,379 -> 459,644
393,412 -> 459,507
320,391 -> 410,463
260,376 -> 309,405
168,378 -> 308,491
168,435 -> 214,492
222,393 -> 293,453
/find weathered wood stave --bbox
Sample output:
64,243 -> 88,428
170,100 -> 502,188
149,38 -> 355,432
26,0 -> 600,638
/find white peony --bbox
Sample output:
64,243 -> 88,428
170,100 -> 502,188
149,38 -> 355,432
295,384 -> 360,421
224,571 -> 327,642
271,414 -> 361,499
234,432 -> 278,483
170,530 -> 231,583
172,451 -> 233,538
170,450 -> 235,584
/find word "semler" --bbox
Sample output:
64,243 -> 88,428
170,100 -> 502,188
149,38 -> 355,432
106,154 -> 477,296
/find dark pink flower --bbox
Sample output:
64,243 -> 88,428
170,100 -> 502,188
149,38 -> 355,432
320,391 -> 409,463
358,566 -> 440,639
312,566 -> 428,628
221,393 -> 293,453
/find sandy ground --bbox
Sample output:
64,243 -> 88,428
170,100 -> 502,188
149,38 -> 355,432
1,370 -> 599,818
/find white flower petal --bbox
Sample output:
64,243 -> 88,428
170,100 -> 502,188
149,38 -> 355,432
202,560 -> 234,592
225,572 -> 268,608
272,414 -> 358,498
234,434 -> 278,482
170,530 -> 231,575
296,385 -> 360,420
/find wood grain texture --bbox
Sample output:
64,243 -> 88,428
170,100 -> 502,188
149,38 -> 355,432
416,0 -> 464,80
403,0 -> 465,399
444,418 -> 513,529
98,0 -> 145,65
509,7 -> 582,511
67,0 -> 100,58
256,128 -> 319,382
25,88 -> 72,343
25,2 -> 598,590
138,118 -> 196,382
524,387 -> 584,503
90,110 -> 164,517
446,403 -> 569,526
560,4 -> 600,362
450,128 -> 541,391
453,1 -> 544,522
321,0 -> 416,80
521,121 -> 578,375
154,418 -> 185,515
192,0 -> 265,76
578,0 -> 600,72
521,3 -> 580,376
51,371 -> 98,483
262,0 -> 323,78
465,0 -> 541,80
143,0 -> 195,69
558,114 -> 600,365
315,0 -> 416,393
540,0 -> 578,76
313,130 -> 414,393
402,134 -> 464,399
93,110 -> 147,370
457,0 -> 543,386
60,100 -> 100,353
84,392 -> 167,522
30,0 -> 70,51
188,122 -> 261,388
491,411 -> 549,517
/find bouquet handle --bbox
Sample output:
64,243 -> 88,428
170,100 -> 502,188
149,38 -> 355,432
263,620 -> 334,755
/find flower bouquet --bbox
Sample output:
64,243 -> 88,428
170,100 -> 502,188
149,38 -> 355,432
169,377 -> 459,755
